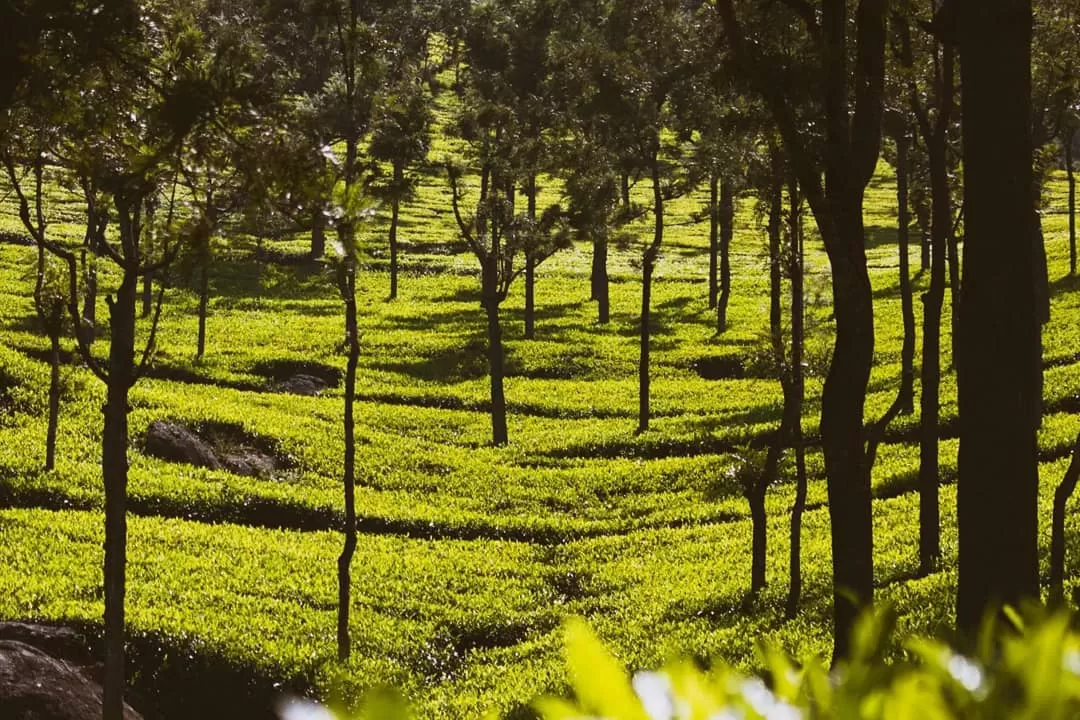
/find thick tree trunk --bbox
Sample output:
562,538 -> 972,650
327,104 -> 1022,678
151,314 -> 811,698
786,177 -> 807,618
102,269 -> 137,720
485,290 -> 508,446
1050,434 -> 1080,605
1068,129 -> 1076,276
820,206 -> 875,661
337,258 -> 359,661
717,178 -> 734,333
389,163 -> 403,300
708,173 -> 719,309
956,0 -> 1040,634
895,132 -> 916,414
311,208 -> 326,260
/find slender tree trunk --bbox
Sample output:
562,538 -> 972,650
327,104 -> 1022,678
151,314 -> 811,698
638,156 -> 663,434
896,131 -> 916,414
1068,129 -> 1076,276
196,261 -> 209,360
917,190 -> 932,272
708,172 -> 719,309
947,212 -> 961,369
524,175 -> 537,339
919,139 -> 949,575
311,208 -> 326,260
753,155 -> 785,595
786,177 -> 807,618
1050,434 -> 1080,605
102,269 -> 137,720
717,178 -> 734,333
45,322 -> 60,472
485,290 -> 508,446
389,163 -> 403,300
621,171 -> 631,207
595,234 -> 610,324
337,257 -> 359,661
956,0 -> 1041,634
524,258 -> 536,340
82,251 -> 97,328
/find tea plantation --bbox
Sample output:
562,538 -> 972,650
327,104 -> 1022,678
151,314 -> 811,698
1,118 -> 1079,716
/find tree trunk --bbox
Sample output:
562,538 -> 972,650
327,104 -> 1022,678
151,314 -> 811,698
786,176 -> 807,618
820,205 -> 875,661
524,258 -> 536,340
524,175 -> 538,339
485,289 -> 508,446
196,261 -> 209,360
45,323 -> 60,472
337,257 -> 359,661
638,156 -> 663,435
1050,434 -> 1080,605
1068,128 -> 1076,276
753,156 -> 785,595
717,178 -> 734,333
956,0 -> 1040,634
311,208 -> 326,260
389,163 -> 403,300
895,132 -> 915,415
594,234 -> 609,324
947,212 -> 961,369
82,249 -> 97,328
141,272 -> 152,319
708,172 -> 719,309
919,139 -> 949,575
102,269 -> 137,720
621,171 -> 631,207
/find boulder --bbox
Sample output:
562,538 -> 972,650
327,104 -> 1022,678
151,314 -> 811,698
144,420 -> 222,471
277,374 -> 327,397
0,640 -> 142,720
220,448 -> 280,479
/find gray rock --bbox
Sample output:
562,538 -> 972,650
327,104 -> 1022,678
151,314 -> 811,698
0,640 -> 142,720
277,374 -> 327,397
144,421 -> 222,471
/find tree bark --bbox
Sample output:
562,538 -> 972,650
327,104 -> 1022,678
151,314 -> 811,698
895,131 -> 916,415
485,287 -> 508,446
389,162 -> 403,300
786,176 -> 807,618
708,172 -> 719,309
311,207 -> 326,260
638,155 -> 663,434
196,261 -> 209,360
1050,434 -> 1080,606
956,0 -> 1041,634
919,137 -> 949,575
337,256 -> 359,661
524,175 -> 538,339
1068,128 -> 1076,276
45,323 -> 60,472
102,268 -> 137,720
717,177 -> 734,333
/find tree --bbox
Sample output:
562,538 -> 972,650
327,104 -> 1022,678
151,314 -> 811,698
955,0 -> 1042,634
719,0 -> 888,658
894,3 -> 959,575
369,78 -> 433,300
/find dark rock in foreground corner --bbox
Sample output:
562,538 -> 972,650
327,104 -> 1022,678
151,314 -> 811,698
277,373 -> 328,397
0,639 -> 142,720
144,420 -> 223,471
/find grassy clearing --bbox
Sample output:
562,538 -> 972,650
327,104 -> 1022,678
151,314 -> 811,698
0,134 -> 1078,718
